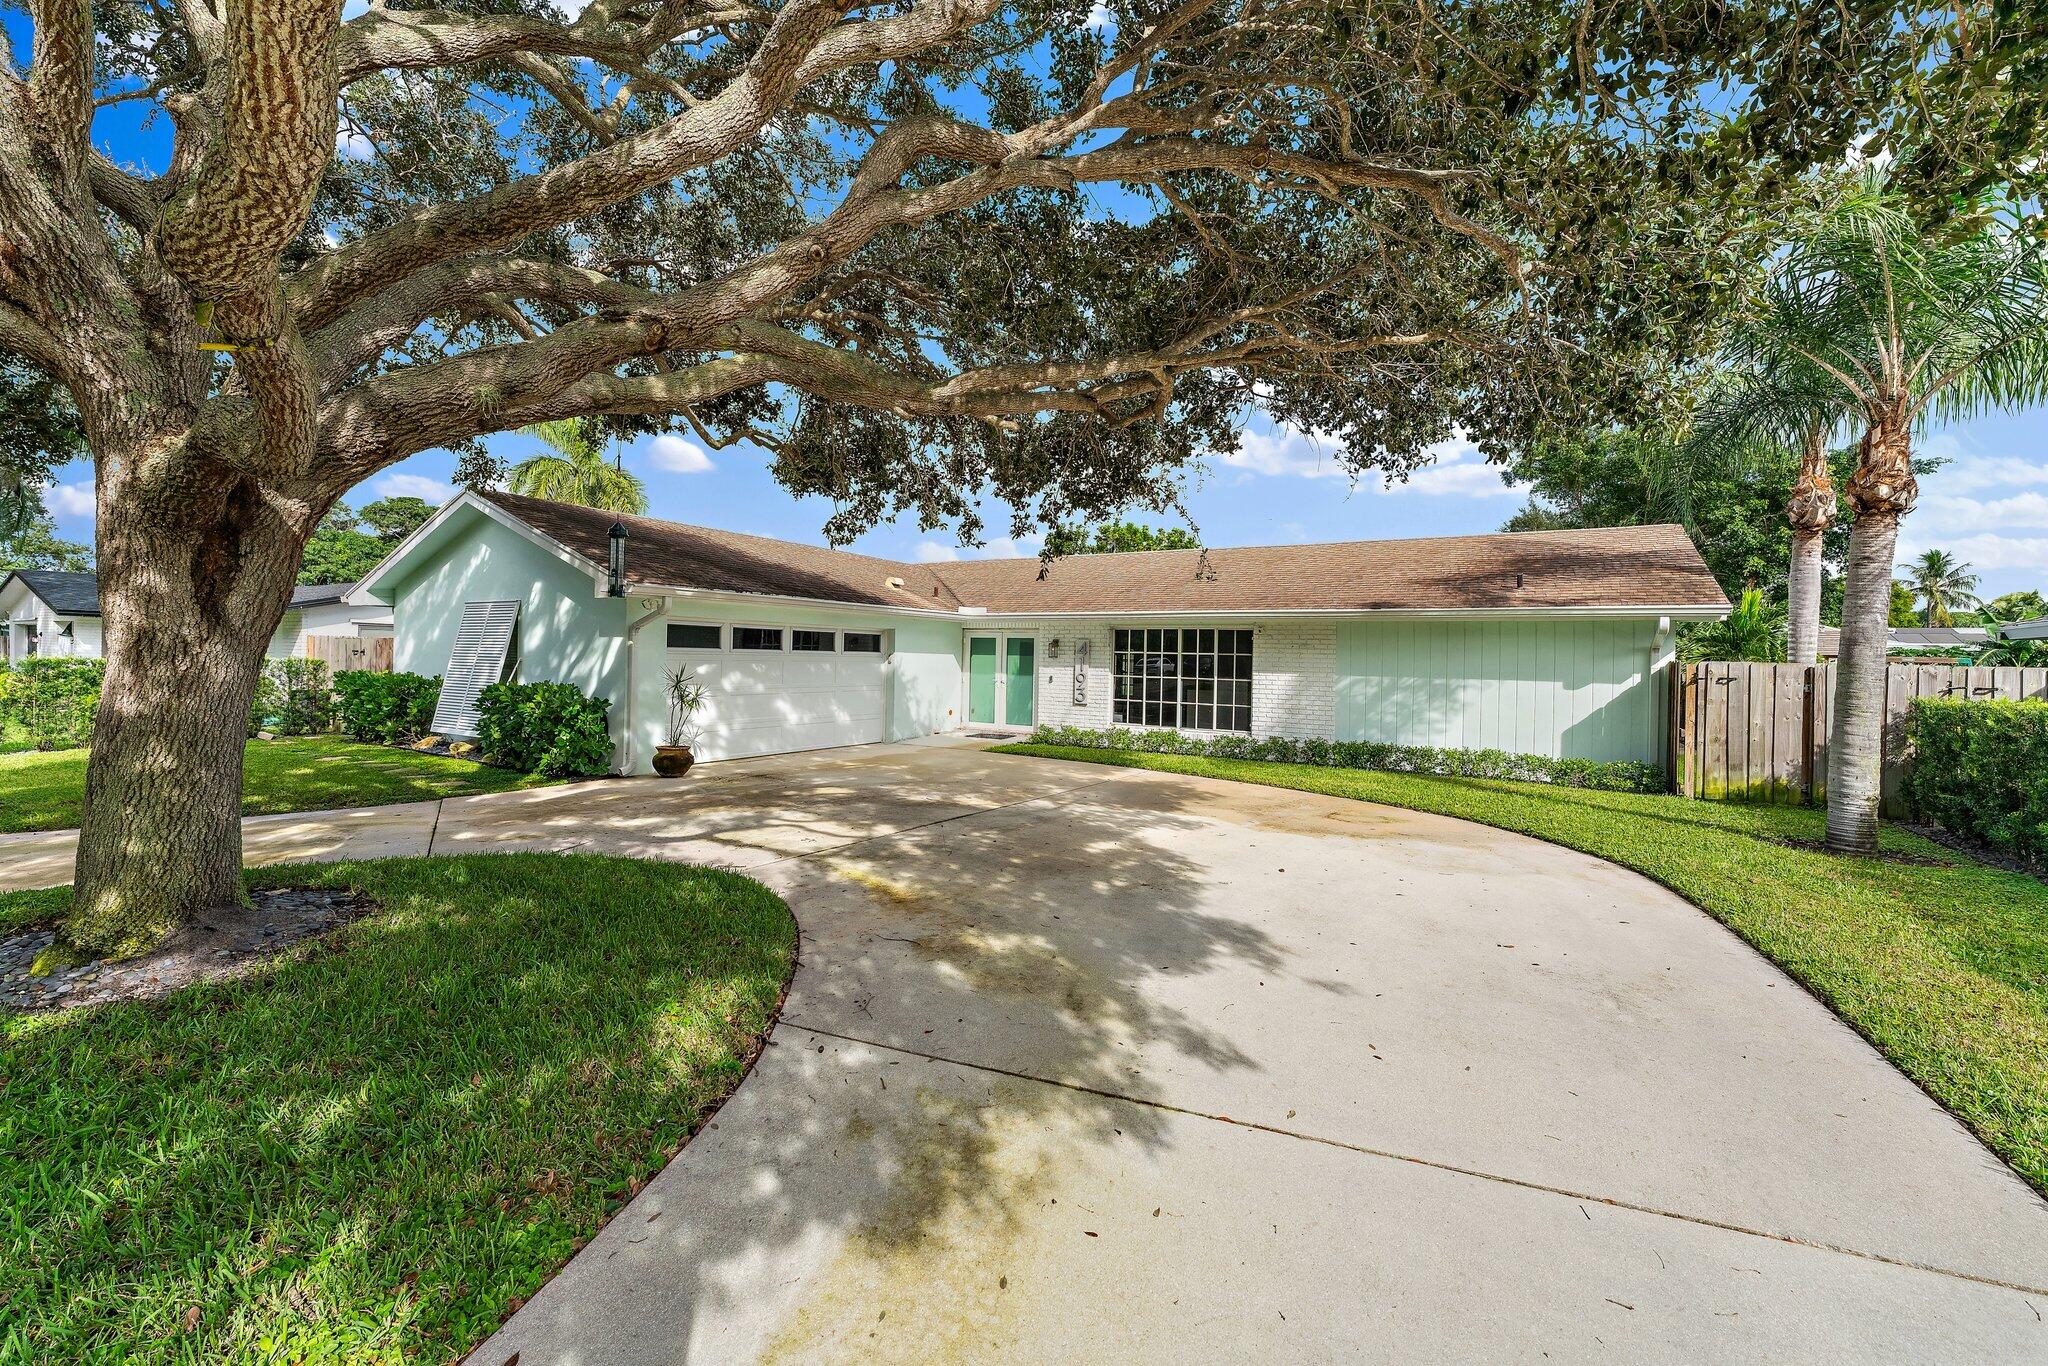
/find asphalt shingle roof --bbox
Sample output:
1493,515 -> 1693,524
2,569 -> 101,616
479,490 -> 1728,615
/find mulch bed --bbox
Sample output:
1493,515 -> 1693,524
1897,821 -> 2047,885
0,888 -> 375,1014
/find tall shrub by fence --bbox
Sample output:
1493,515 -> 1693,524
1903,698 -> 2048,867
1671,660 -> 2048,812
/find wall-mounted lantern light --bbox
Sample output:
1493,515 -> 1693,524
608,521 -> 627,597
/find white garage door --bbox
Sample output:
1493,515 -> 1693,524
665,623 -> 887,761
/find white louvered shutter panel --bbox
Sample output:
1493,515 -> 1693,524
431,600 -> 520,736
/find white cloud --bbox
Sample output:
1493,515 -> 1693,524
913,534 -> 1043,563
1211,424 -> 1350,479
44,481 -> 95,518
1912,490 -> 2048,534
1209,424 -> 1514,497
1373,435 -> 1517,498
1083,2 -> 1116,31
644,433 -> 714,474
374,472 -> 453,503
1897,532 -> 2048,574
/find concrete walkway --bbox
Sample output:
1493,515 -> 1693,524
9,740 -> 2047,1360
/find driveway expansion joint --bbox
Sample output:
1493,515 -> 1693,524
782,1020 -> 2048,1302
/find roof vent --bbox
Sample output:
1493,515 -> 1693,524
886,576 -> 905,589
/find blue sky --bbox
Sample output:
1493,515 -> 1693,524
20,10 -> 2048,600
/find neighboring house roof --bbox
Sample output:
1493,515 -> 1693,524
0,568 -> 102,616
0,572 -> 358,617
2003,616 -> 2048,641
1813,625 -> 1993,657
291,582 -> 358,608
1891,626 -> 1991,648
473,489 -> 1728,616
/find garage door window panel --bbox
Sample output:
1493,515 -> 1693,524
733,627 -> 783,651
793,629 -> 836,652
667,623 -> 721,650
843,633 -> 883,653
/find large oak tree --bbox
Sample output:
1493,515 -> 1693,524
0,0 -> 2021,951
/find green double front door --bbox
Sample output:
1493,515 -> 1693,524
967,634 -> 1035,727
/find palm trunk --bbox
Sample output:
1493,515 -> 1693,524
1784,426 -> 1832,667
1825,412 -> 1915,857
1786,532 -> 1824,665
65,465 -> 307,956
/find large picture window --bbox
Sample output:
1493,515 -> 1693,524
1112,628 -> 1252,732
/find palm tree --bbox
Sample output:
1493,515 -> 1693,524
508,419 -> 648,514
1695,177 -> 2048,853
1902,550 -> 1979,627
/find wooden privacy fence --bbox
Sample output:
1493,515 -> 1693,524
303,634 -> 393,674
1672,660 -> 2048,812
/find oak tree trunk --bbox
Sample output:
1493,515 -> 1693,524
1824,414 -> 1914,857
66,457 -> 309,956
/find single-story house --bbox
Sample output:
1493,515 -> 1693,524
349,489 -> 1729,775
1,569 -> 102,664
0,571 -> 393,666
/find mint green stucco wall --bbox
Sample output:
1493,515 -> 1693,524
390,509 -> 630,737
1335,617 -> 1665,764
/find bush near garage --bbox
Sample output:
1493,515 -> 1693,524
248,658 -> 334,736
1905,697 -> 2048,868
475,680 -> 613,778
1028,724 -> 1665,794
333,669 -> 442,745
0,658 -> 103,750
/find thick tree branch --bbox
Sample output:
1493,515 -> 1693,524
156,0 -> 341,298
26,0 -> 95,183
290,0 -> 1002,332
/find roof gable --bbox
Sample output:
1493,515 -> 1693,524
1,569 -> 101,616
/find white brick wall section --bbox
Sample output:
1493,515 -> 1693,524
994,617 -> 1336,741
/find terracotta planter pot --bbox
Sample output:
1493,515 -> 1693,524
652,745 -> 696,778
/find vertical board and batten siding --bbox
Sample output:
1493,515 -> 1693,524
1334,618 -> 1665,764
1673,660 -> 2048,811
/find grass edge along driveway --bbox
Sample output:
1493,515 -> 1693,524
994,742 -> 2048,1200
0,736 -> 556,835
0,853 -> 796,1363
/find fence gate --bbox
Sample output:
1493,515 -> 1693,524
304,634 -> 393,674
1671,660 -> 2048,811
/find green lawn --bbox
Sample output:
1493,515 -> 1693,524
997,743 -> 2048,1197
0,854 -> 795,1362
0,736 -> 555,835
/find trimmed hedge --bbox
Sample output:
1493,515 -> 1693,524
334,669 -> 441,744
0,658 -> 103,750
1026,724 -> 1666,794
475,680 -> 613,778
1905,697 -> 2048,867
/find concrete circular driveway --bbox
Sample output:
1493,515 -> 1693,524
10,740 -> 2045,1360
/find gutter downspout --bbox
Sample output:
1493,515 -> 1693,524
1650,615 -> 1675,778
620,596 -> 668,774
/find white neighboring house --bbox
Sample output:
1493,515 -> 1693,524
1,570 -> 101,663
349,489 -> 1731,775
0,571 -> 393,666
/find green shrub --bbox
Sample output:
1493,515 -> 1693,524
0,658 -> 103,750
333,670 -> 441,744
1905,697 -> 2048,867
1027,724 -> 1666,794
249,658 -> 334,736
475,680 -> 613,778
